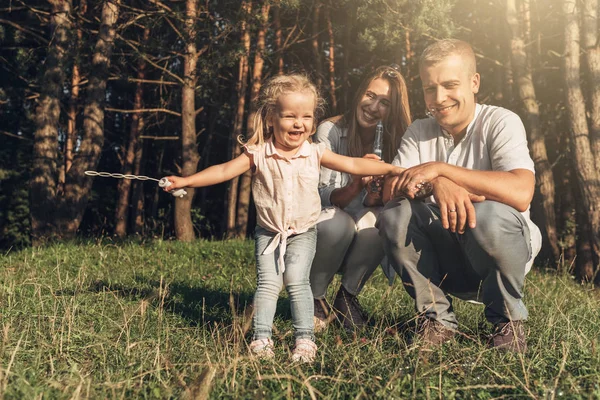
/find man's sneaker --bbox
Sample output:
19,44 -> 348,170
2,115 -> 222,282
414,318 -> 456,348
314,298 -> 335,333
291,338 -> 317,363
332,286 -> 369,331
249,338 -> 275,359
490,321 -> 527,353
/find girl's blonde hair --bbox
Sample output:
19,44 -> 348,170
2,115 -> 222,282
241,74 -> 326,147
330,65 -> 411,163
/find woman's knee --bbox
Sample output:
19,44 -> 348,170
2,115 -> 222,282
317,208 -> 356,245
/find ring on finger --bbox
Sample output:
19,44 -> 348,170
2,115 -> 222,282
448,209 -> 457,213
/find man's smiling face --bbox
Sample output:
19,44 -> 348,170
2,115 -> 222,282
420,54 -> 480,137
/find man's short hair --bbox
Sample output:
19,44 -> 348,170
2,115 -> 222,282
419,39 -> 477,76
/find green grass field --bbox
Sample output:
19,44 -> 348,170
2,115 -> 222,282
1,240 -> 599,399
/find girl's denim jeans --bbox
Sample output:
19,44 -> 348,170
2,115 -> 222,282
253,226 -> 316,341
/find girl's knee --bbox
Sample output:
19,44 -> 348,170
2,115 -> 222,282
284,280 -> 311,298
256,278 -> 283,297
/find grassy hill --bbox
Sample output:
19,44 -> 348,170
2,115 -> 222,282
1,240 -> 599,399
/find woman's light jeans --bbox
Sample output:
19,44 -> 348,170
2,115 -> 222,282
253,226 -> 317,341
309,206 -> 386,299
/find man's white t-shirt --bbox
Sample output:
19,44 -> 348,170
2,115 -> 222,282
392,103 -> 542,273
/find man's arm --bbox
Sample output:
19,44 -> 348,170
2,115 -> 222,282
393,162 -> 534,212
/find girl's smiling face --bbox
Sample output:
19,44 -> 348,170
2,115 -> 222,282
268,91 -> 316,156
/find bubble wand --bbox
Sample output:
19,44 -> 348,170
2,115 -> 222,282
84,171 -> 188,198
368,121 -> 385,193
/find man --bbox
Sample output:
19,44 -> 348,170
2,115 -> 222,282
378,39 -> 541,352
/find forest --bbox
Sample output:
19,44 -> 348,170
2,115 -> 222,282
0,0 -> 599,284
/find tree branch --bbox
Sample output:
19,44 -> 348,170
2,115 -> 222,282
106,107 -> 181,117
0,18 -> 49,44
128,77 -> 178,85
1,130 -> 32,141
117,34 -> 185,85
139,135 -> 179,140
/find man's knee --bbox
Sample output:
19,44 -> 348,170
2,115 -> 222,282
377,198 -> 419,242
471,201 -> 526,246
469,201 -> 529,275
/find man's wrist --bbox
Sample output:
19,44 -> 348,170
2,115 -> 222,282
348,178 -> 363,195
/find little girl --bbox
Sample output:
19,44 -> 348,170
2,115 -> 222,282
163,74 -> 405,363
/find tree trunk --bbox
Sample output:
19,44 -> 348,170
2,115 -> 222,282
225,0 -> 252,238
200,106 -> 218,213
64,62 -> 80,185
149,143 -> 165,230
341,4 -> 356,112
563,0 -> 600,280
57,0 -> 121,239
30,0 -> 72,245
582,0 -> 600,164
311,0 -> 322,87
175,0 -> 201,242
558,165 -> 577,273
404,30 -> 412,82
114,26 -> 149,238
324,3 -> 337,112
506,0 -> 559,262
61,0 -> 87,185
574,182 -> 596,280
131,137 -> 146,235
273,1 -> 284,75
235,1 -> 270,238
62,0 -> 85,192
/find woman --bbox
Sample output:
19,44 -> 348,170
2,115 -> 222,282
310,65 -> 412,331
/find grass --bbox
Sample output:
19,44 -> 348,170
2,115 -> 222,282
1,239 -> 599,399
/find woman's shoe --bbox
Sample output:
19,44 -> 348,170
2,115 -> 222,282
313,298 -> 335,333
333,286 -> 369,331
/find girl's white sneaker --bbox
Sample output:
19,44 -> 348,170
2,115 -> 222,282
249,338 -> 275,359
291,338 -> 317,363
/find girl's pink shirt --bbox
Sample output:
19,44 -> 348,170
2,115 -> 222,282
245,140 -> 326,272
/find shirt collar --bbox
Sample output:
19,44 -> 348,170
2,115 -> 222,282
265,139 -> 312,158
440,103 -> 482,141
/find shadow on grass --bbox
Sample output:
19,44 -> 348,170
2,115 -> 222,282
84,278 -> 295,329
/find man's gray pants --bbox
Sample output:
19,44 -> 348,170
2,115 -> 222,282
376,198 -> 532,329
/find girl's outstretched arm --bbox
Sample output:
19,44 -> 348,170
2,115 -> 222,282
320,149 -> 404,177
163,153 -> 252,191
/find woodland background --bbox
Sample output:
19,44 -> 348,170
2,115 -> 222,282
0,0 -> 599,284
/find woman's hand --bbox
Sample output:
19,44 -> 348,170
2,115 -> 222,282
363,176 -> 384,206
